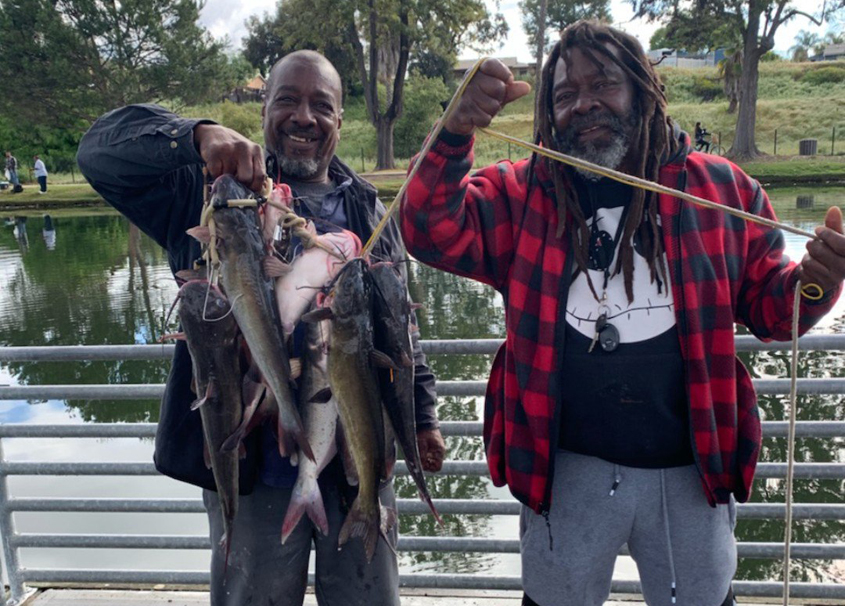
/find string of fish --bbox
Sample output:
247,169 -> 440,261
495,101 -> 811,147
361,57 -> 818,606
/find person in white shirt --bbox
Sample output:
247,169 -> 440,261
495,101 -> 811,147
33,155 -> 48,193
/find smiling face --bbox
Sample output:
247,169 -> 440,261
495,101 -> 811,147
262,53 -> 343,183
551,45 -> 639,179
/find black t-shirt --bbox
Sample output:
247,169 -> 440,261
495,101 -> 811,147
559,177 -> 693,468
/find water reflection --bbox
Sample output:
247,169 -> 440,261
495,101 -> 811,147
0,189 -> 844,581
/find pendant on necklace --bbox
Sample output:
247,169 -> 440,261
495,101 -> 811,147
588,229 -> 614,271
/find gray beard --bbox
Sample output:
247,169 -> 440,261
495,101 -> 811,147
275,152 -> 320,180
554,111 -> 638,182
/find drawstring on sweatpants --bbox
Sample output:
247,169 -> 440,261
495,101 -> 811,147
542,510 -> 554,551
610,464 -> 622,496
660,469 -> 678,604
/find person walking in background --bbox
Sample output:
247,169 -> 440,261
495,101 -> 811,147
34,155 -> 48,193
5,151 -> 19,186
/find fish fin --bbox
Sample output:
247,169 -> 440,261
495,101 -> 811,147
289,357 -> 302,380
276,422 -> 293,458
378,504 -> 399,559
301,307 -> 334,323
409,303 -> 424,311
290,450 -> 299,467
308,387 -> 333,404
175,268 -> 207,282
203,441 -> 212,470
158,332 -> 186,342
338,496 -> 379,563
191,382 -> 215,411
400,351 -> 414,368
221,378 -> 266,452
186,225 -> 211,243
238,442 -> 247,460
306,220 -> 317,236
263,255 -> 292,278
380,503 -> 398,536
370,349 -> 401,370
282,480 -> 328,543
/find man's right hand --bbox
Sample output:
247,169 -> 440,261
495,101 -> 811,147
193,124 -> 266,192
444,59 -> 532,136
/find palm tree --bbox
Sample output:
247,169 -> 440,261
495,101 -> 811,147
789,30 -> 821,62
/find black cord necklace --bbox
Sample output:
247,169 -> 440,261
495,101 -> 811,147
585,190 -> 632,353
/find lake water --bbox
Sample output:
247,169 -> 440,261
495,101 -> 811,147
0,186 -> 843,585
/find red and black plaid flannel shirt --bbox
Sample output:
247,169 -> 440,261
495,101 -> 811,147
400,130 -> 841,514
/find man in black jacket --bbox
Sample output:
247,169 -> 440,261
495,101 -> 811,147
77,50 -> 444,606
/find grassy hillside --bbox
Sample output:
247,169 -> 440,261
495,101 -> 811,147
333,60 -> 845,170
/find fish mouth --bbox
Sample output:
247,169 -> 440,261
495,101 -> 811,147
210,174 -> 253,206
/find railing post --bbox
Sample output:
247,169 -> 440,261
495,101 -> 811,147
0,439 -> 25,605
773,129 -> 778,156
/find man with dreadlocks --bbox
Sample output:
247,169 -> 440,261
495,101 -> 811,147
400,20 -> 845,606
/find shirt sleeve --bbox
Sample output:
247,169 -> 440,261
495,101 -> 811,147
736,182 -> 842,339
76,104 -> 215,250
399,129 -> 518,292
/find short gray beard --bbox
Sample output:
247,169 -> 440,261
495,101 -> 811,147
276,152 -> 320,180
555,111 -> 638,182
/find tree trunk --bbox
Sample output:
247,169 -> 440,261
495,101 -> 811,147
729,12 -> 763,160
376,118 -> 396,170
532,0 -> 548,134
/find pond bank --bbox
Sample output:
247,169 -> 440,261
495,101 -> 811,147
2,157 -> 843,211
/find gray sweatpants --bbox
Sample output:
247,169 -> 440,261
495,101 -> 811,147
521,451 -> 736,606
204,465 -> 399,606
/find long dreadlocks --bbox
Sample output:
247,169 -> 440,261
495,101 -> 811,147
531,20 -> 678,303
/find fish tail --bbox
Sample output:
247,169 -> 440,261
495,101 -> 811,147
418,488 -> 444,528
281,480 -> 328,543
406,459 -> 444,527
338,496 -> 379,563
219,532 -> 232,578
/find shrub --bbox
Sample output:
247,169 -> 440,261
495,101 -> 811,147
801,66 -> 845,85
691,75 -> 724,101
392,76 -> 450,158
218,101 -> 261,139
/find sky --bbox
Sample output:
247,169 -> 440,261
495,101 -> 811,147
198,0 -> 839,64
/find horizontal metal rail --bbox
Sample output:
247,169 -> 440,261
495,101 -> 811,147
6,498 -> 845,520
3,378 -> 845,400
2,460 -> 845,479
13,570 -> 845,599
2,421 -> 844,439
3,339 -> 845,604
9,533 -> 845,560
1,334 -> 844,362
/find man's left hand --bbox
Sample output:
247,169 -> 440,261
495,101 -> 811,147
417,428 -> 446,472
801,206 -> 845,294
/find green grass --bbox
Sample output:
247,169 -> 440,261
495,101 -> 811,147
0,183 -> 103,209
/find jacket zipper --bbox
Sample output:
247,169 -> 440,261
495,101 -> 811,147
539,230 -> 575,515
672,169 -> 712,502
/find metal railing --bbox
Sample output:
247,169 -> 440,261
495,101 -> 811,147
1,336 -> 845,604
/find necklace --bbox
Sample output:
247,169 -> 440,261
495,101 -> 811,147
586,191 -> 631,353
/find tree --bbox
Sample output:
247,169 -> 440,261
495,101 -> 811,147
244,0 -> 506,169
630,0 -> 845,160
520,0 -> 611,63
790,29 -> 821,61
0,0 -> 237,129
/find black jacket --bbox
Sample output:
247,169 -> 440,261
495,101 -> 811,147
77,103 -> 438,493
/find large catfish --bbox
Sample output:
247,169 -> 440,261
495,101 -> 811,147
370,262 -> 442,525
281,312 -> 337,543
325,259 -> 396,562
177,279 -> 242,567
197,175 -> 313,462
